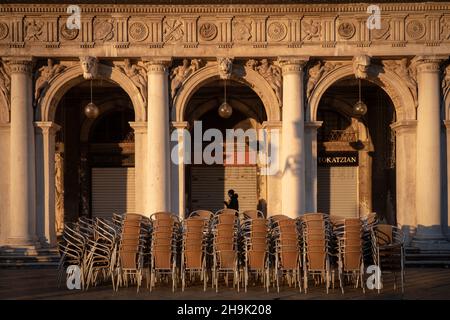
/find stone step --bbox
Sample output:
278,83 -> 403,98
405,260 -> 450,266
0,262 -> 59,269
0,255 -> 60,263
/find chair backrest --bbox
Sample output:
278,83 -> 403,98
188,210 -> 214,220
242,210 -> 264,220
216,208 -> 239,216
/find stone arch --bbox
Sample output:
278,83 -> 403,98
172,63 -> 281,122
38,63 -> 146,122
0,93 -> 9,124
307,63 -> 417,122
443,86 -> 450,121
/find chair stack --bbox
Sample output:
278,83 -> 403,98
271,217 -> 302,292
371,224 -> 405,293
334,218 -> 365,293
149,212 -> 180,292
180,217 -> 210,291
300,213 -> 332,293
115,213 -> 150,292
84,217 -> 118,289
211,212 -> 240,292
241,217 -> 270,292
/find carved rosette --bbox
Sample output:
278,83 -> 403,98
129,22 -> 149,42
338,22 -> 356,40
267,22 -> 287,42
199,22 -> 218,41
406,20 -> 426,40
60,23 -> 79,41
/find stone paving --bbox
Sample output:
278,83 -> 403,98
0,267 -> 450,300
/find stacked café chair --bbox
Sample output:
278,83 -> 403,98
149,212 -> 180,292
241,218 -> 270,292
271,217 -> 302,292
57,222 -> 88,289
115,213 -> 151,292
371,224 -> 405,293
361,212 -> 379,266
84,217 -> 119,290
188,210 -> 214,220
180,217 -> 210,291
334,218 -> 365,294
300,213 -> 333,294
210,212 -> 241,292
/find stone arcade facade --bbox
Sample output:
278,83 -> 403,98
0,1 -> 450,254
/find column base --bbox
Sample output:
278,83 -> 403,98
411,227 -> 450,251
6,236 -> 41,248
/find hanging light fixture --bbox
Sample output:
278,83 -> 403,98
218,79 -> 232,119
84,79 -> 99,119
353,78 -> 368,116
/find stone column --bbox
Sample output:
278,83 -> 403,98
262,120 -> 282,216
391,120 -> 417,244
35,121 -> 60,247
305,121 -> 323,213
171,121 -> 189,219
7,58 -> 37,246
145,59 -> 172,215
279,57 -> 308,218
129,121 -> 147,214
444,120 -> 450,239
414,56 -> 448,246
0,124 -> 10,245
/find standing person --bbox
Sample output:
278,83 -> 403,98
224,189 -> 239,211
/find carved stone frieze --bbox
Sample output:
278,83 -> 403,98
34,58 -> 66,106
217,57 -> 233,80
79,56 -> 98,80
353,55 -> 371,79
170,58 -> 202,98
246,59 -> 282,106
383,58 -> 418,107
119,59 -> 148,104
0,60 -> 10,109
306,61 -> 341,99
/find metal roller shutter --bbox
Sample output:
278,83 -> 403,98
190,165 -> 258,213
91,167 -> 135,217
317,166 -> 358,217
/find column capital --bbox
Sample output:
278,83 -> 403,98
305,121 -> 323,130
390,119 -> 417,133
412,55 -> 448,73
129,121 -> 147,134
278,56 -> 309,74
171,121 -> 189,130
143,57 -> 172,73
34,121 -> 61,135
5,57 -> 35,75
443,120 -> 450,131
262,120 -> 282,130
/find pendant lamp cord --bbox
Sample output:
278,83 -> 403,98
358,78 -> 361,102
224,79 -> 227,104
90,79 -> 93,103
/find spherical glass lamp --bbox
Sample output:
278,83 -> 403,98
84,102 -> 99,119
218,101 -> 233,118
353,100 -> 368,116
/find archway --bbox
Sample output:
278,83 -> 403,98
53,79 -> 136,233
183,79 -> 268,216
316,77 -> 397,223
